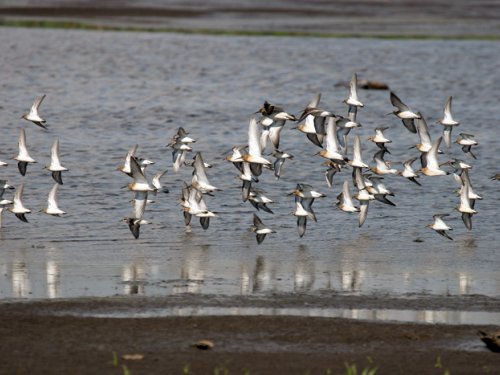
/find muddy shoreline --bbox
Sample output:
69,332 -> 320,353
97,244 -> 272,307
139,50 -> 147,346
5,293 -> 500,314
2,296 -> 500,373
0,0 -> 499,37
2,296 -> 499,374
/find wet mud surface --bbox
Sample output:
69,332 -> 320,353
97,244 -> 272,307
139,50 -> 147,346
0,0 -> 500,37
1,297 -> 500,374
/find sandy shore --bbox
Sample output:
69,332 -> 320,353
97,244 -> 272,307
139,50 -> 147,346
1,296 -> 499,374
0,0 -> 499,37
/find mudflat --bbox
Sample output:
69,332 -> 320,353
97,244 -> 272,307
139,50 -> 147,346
0,0 -> 499,37
1,297 -> 499,375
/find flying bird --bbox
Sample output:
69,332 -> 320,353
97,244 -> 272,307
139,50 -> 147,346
41,184 -> 66,216
437,96 -> 459,148
389,91 -> 420,133
13,128 -> 36,176
251,213 -> 275,244
22,94 -> 47,129
8,183 -> 31,223
46,139 -> 68,185
427,214 -> 453,240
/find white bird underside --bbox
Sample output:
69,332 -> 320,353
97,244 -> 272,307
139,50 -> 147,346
14,128 -> 36,163
9,183 -> 30,214
48,138 -> 68,171
244,118 -> 271,165
349,135 -> 368,168
421,137 -> 447,176
43,184 -> 66,216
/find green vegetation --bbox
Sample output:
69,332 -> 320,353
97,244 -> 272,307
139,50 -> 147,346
344,362 -> 378,375
1,18 -> 499,41
110,352 -> 132,375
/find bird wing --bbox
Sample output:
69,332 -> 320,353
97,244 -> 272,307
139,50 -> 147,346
390,92 -> 410,111
32,94 -> 46,111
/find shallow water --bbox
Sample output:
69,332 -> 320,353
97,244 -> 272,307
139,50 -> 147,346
0,28 -> 499,304
55,306 -> 500,326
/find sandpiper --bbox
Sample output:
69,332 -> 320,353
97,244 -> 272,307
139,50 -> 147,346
248,188 -> 274,214
46,139 -> 68,185
117,144 -> 138,176
348,135 -> 369,169
399,157 -> 421,186
427,214 -> 453,240
367,176 -> 396,206
13,128 -> 36,176
343,73 -> 364,121
297,93 -> 334,123
0,180 -> 14,206
293,201 -> 310,238
456,181 -> 477,230
389,91 -> 420,133
152,170 -> 168,194
318,117 -> 347,162
336,180 -> 360,213
437,96 -> 459,148
272,149 -> 293,179
243,118 -> 272,170
191,152 -> 219,193
296,114 -> 326,148
368,127 -> 392,153
251,213 -> 275,244
455,133 -> 478,159
22,94 -> 47,129
371,149 -> 398,175
41,183 -> 66,216
127,156 -> 154,192
8,183 -> 31,223
420,137 -> 448,176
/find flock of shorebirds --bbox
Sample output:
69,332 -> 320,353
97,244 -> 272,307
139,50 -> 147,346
0,94 -> 68,227
1,74 -> 498,242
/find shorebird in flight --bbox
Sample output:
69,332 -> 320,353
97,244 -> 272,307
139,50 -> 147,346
272,149 -> 293,180
420,137 -> 448,177
371,149 -> 398,175
336,180 -> 360,214
455,133 -> 478,159
257,101 -> 296,150
427,214 -> 453,240
389,91 -> 420,133
41,183 -> 66,216
368,127 -> 392,153
399,157 -> 421,186
318,117 -> 347,162
22,94 -> 47,129
46,139 -> 68,185
251,213 -> 275,244
191,152 -> 219,194
9,183 -> 31,223
151,170 -> 168,194
243,118 -> 272,175
348,135 -> 369,169
117,144 -> 138,177
456,181 -> 477,230
343,73 -> 364,121
437,96 -> 459,148
127,156 -> 154,192
14,128 -> 36,176
248,188 -> 274,214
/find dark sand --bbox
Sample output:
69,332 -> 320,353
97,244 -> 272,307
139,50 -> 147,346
0,0 -> 499,37
2,296 -> 500,374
